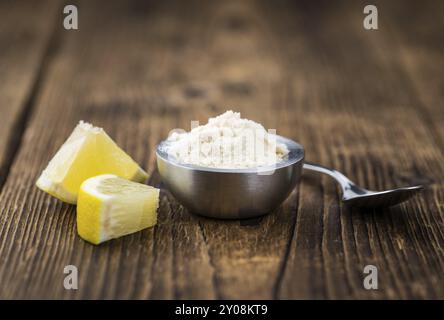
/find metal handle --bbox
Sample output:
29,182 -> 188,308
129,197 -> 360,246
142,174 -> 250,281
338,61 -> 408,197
303,162 -> 366,196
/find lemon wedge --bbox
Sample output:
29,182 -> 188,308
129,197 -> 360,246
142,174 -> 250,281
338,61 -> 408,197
77,174 -> 159,244
36,121 -> 148,204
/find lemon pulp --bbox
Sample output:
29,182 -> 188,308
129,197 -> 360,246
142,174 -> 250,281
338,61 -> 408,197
77,174 -> 159,244
36,121 -> 148,204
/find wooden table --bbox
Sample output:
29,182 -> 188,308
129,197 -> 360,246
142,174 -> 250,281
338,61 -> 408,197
0,0 -> 443,299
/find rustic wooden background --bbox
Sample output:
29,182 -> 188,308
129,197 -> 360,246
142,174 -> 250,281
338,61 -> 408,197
0,0 -> 443,299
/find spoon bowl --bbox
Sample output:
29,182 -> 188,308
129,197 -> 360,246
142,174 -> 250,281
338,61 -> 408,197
302,163 -> 423,208
341,185 -> 424,207
156,135 -> 304,219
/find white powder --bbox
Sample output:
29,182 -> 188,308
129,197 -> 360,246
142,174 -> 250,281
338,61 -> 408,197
166,111 -> 289,169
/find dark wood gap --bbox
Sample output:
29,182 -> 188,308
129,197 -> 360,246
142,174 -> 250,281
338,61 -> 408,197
0,3 -> 63,193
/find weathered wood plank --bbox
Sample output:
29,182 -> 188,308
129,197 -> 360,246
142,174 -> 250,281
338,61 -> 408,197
267,0 -> 444,299
0,0 -> 443,299
175,0 -> 301,299
0,0 -> 59,187
0,0 -> 218,299
381,0 -> 444,147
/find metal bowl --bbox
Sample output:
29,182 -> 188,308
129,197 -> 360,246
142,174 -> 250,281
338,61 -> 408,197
156,135 -> 304,219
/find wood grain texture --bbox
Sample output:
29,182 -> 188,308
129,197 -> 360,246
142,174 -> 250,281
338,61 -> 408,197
0,0 -> 442,299
267,0 -> 444,299
0,0 -> 59,187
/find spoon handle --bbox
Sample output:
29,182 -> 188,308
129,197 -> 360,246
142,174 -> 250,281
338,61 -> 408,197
302,162 -> 362,196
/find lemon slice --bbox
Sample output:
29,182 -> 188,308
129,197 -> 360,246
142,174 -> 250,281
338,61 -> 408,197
36,121 -> 148,204
77,174 -> 159,244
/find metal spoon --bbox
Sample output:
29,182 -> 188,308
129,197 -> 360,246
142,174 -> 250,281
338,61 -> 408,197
303,162 -> 424,208
157,134 -> 423,219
